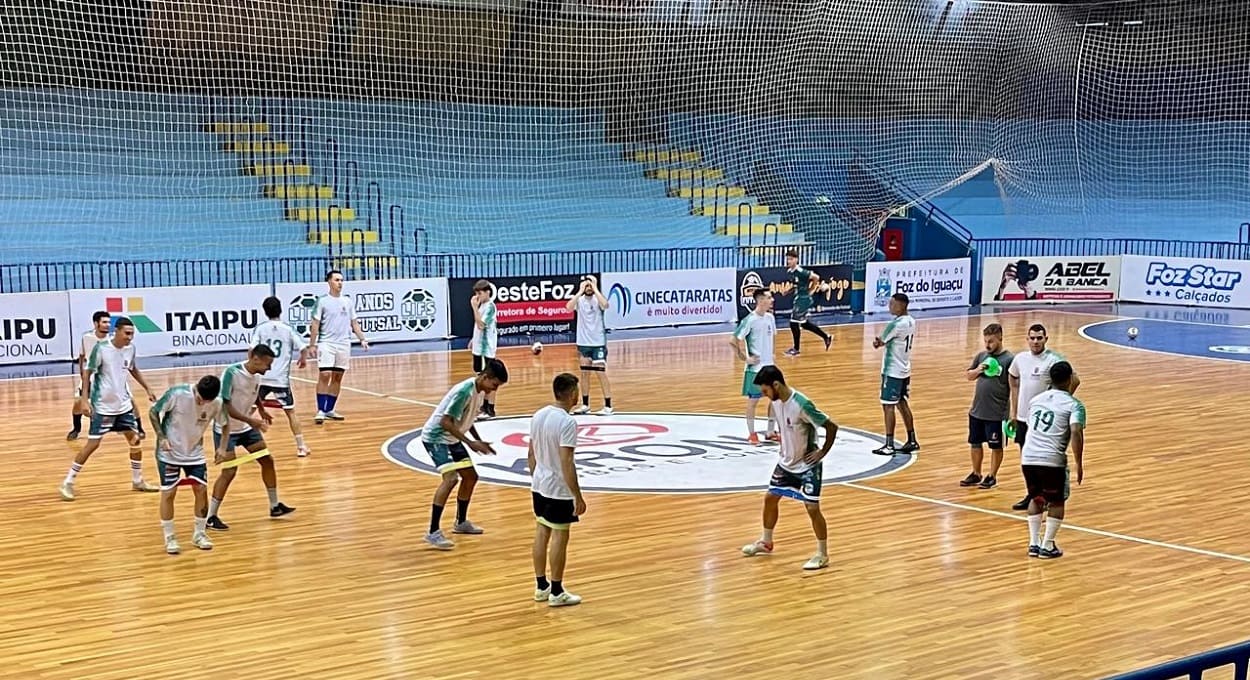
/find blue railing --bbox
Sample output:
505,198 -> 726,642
0,244 -> 814,293
1105,639 -> 1250,680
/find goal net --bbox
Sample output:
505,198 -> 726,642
1,0 -> 1247,291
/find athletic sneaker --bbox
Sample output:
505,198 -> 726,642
324,411 -> 345,421
765,432 -> 780,444
899,440 -> 921,454
978,475 -> 998,489
959,473 -> 983,487
1038,544 -> 1064,559
132,480 -> 159,493
595,407 -> 614,416
741,540 -> 774,557
270,503 -> 296,518
534,587 -> 551,602
747,433 -> 761,446
871,444 -> 896,456
314,411 -> 326,425
823,336 -> 832,351
297,445 -> 311,458
571,405 -> 590,415
802,554 -> 829,570
784,348 -> 800,357
548,591 -> 583,607
425,530 -> 455,550
452,520 -> 485,535
1012,496 -> 1031,511
205,516 -> 229,531
58,481 -> 75,501
1028,544 -> 1041,558
165,536 -> 181,555
66,429 -> 80,441
192,533 -> 214,551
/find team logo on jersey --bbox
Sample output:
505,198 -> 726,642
383,413 -> 913,493
105,297 -> 162,332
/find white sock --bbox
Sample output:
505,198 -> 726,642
745,399 -> 757,437
208,497 -> 222,517
64,462 -> 83,485
1027,513 -> 1043,546
1043,516 -> 1063,549
816,539 -> 828,556
130,459 -> 143,484
161,520 -> 175,540
295,434 -> 306,448
761,528 -> 774,544
266,487 -> 279,507
193,516 -> 207,536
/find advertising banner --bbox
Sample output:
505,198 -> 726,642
68,285 -> 270,358
735,265 -> 854,320
603,268 -> 736,329
275,278 -> 449,343
449,275 -> 595,338
0,291 -> 73,365
980,256 -> 1120,304
1120,255 -> 1250,309
865,258 -> 971,313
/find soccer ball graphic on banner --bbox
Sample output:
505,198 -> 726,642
400,288 -> 437,333
286,293 -> 320,337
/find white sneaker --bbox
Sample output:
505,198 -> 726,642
59,481 -> 76,501
132,479 -> 159,493
296,445 -> 311,458
325,411 -> 345,421
452,520 -> 485,535
571,405 -> 590,415
802,553 -> 829,570
595,407 -> 614,416
548,591 -> 583,607
192,532 -> 214,551
424,530 -> 455,550
165,536 -> 181,554
741,540 -> 774,556
534,587 -> 551,602
314,411 -> 326,424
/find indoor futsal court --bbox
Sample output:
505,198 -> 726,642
5,305 -> 1249,679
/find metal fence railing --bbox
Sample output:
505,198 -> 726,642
1104,639 -> 1250,680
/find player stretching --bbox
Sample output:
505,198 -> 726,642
567,276 -> 612,415
309,270 -> 369,424
782,249 -> 832,356
470,279 -> 500,419
149,376 -> 226,554
206,344 -> 295,530
741,365 -> 838,570
60,317 -> 159,500
421,358 -> 509,549
252,296 -> 312,456
528,372 -> 587,607
67,310 -> 111,440
730,288 -> 777,444
1008,323 -> 1079,511
871,293 -> 919,455
1022,361 -> 1085,559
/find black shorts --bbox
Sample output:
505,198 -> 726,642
532,492 -> 579,529
1013,419 -> 1028,447
472,354 -> 485,373
258,385 -> 295,410
968,415 -> 1004,449
1022,464 -> 1069,505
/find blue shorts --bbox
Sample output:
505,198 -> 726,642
423,441 -> 474,474
156,459 -> 209,491
880,375 -> 910,404
768,463 -> 822,503
88,411 -> 139,440
577,345 -> 608,366
212,428 -> 266,453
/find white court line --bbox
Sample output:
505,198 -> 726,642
840,481 -> 1250,565
289,375 -> 440,409
0,307 -> 1097,385
1077,320 -> 1250,366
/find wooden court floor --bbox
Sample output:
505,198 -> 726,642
3,309 -> 1249,680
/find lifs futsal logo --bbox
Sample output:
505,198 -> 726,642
383,413 -> 913,494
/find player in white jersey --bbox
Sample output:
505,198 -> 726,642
1020,361 -> 1085,560
60,317 -> 159,501
252,296 -> 312,456
1009,323 -> 1080,511
470,279 -> 500,419
420,358 -> 509,550
149,376 -> 228,554
740,365 -> 839,570
871,293 -> 920,456
730,288 -> 777,444
527,372 -> 586,607
566,276 -> 613,415
206,344 -> 295,531
309,270 -> 369,424
67,310 -> 111,440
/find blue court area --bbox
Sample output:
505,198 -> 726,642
1081,304 -> 1250,362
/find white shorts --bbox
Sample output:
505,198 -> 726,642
318,342 -> 351,371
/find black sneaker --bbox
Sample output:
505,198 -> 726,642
871,444 -> 896,456
978,475 -> 997,489
1028,544 -> 1040,558
66,429 -> 80,441
959,473 -> 983,487
898,440 -> 920,453
1012,496 -> 1031,511
1038,544 -> 1063,559
206,515 -> 230,531
823,336 -> 832,351
270,503 -> 295,518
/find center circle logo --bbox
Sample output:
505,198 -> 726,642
382,412 -> 914,494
